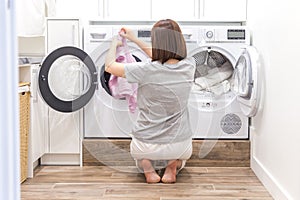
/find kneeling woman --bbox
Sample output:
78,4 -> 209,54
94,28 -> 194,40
105,19 -> 195,183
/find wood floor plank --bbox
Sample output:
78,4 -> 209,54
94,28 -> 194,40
21,166 -> 273,200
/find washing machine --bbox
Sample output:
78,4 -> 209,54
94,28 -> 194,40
83,22 -> 200,138
83,24 -> 150,138
188,26 -> 261,139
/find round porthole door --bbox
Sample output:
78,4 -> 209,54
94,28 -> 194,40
39,46 -> 97,112
231,46 -> 261,117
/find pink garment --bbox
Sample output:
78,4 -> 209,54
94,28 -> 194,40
109,35 -> 138,113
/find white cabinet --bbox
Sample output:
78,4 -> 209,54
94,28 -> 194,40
48,110 -> 80,154
42,18 -> 82,165
103,0 -> 151,20
151,0 -> 198,21
55,0 -> 99,20
99,0 -> 247,22
19,64 -> 48,177
200,0 -> 247,21
29,65 -> 47,162
46,19 -> 81,53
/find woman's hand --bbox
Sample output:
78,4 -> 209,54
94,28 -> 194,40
105,36 -> 125,78
119,28 -> 137,42
120,27 -> 152,58
111,36 -> 123,47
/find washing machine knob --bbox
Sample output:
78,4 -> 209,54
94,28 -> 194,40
206,30 -> 214,39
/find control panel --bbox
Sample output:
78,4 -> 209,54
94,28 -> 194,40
200,26 -> 250,44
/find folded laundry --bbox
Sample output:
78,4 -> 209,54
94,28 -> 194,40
108,35 -> 138,113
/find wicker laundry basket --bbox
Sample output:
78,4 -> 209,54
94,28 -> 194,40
19,83 -> 30,183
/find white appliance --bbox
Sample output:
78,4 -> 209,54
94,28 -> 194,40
83,21 -> 199,138
188,26 -> 260,139
83,24 -> 149,138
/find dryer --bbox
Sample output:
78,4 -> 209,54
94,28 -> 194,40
188,26 -> 260,139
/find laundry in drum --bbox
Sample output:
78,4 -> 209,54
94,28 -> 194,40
192,50 -> 233,96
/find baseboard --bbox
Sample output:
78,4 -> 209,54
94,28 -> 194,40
251,156 -> 292,200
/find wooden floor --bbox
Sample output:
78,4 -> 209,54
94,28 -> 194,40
21,166 -> 273,200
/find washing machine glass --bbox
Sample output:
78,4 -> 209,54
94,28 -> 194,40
39,46 -> 97,113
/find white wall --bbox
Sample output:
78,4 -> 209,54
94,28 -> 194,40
247,0 -> 300,199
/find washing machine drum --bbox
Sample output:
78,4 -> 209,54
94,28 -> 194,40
193,50 -> 230,78
99,55 -> 141,96
207,50 -> 227,68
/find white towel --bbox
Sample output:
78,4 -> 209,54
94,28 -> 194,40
16,0 -> 56,36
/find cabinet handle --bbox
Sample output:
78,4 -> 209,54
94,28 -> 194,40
72,24 -> 76,45
7,0 -> 11,9
31,68 -> 38,102
98,0 -> 104,18
107,0 -> 110,17
103,0 -> 110,18
200,0 -> 205,17
194,0 -> 197,18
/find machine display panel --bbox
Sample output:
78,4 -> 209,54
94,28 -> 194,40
228,29 -> 245,40
138,30 -> 151,38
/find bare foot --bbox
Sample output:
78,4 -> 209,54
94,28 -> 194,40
161,160 -> 182,184
140,159 -> 161,184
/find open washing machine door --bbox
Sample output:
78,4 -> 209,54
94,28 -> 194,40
39,46 -> 97,112
231,46 -> 260,117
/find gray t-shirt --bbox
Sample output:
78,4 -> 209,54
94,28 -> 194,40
124,57 -> 195,144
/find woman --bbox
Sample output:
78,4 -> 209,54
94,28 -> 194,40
105,19 -> 195,183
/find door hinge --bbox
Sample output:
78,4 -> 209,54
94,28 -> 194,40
7,0 -> 11,9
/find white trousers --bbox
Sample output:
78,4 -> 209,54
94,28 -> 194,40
130,136 -> 193,171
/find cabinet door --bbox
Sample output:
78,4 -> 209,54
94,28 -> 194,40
56,0 -> 99,20
46,19 -> 80,53
200,0 -> 247,21
152,0 -> 198,21
46,19 -> 82,154
30,66 -> 47,161
48,110 -> 80,153
104,0 -> 151,20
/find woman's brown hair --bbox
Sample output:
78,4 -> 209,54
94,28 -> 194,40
151,19 -> 187,64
